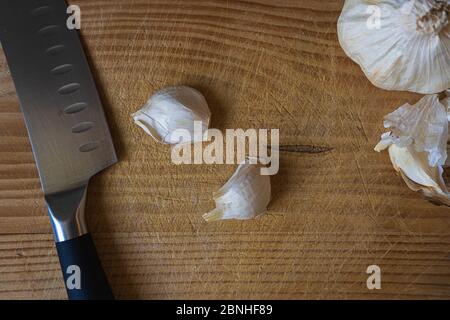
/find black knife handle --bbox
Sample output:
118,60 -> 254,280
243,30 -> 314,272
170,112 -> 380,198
55,233 -> 114,300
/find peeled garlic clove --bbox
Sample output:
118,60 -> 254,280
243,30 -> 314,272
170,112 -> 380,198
338,0 -> 450,94
375,94 -> 450,205
203,163 -> 271,221
132,86 -> 211,144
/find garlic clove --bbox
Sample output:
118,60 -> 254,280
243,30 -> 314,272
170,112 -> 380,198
203,163 -> 271,221
132,86 -> 211,145
375,94 -> 450,205
338,0 -> 450,94
374,131 -> 396,152
388,144 -> 450,206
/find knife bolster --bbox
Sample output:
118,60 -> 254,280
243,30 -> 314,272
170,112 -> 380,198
45,184 -> 89,242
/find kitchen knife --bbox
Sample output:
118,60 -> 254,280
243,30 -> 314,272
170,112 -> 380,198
0,0 -> 117,299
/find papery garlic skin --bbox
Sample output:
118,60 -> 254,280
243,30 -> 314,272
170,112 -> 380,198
375,94 -> 450,205
338,0 -> 450,94
376,94 -> 448,167
203,163 -> 271,221
132,86 -> 211,144
445,89 -> 450,120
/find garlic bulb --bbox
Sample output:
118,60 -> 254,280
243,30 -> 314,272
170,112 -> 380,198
338,0 -> 450,94
375,94 -> 450,205
203,163 -> 271,221
132,86 -> 211,144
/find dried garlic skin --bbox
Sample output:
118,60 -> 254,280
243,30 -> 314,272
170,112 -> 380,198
376,95 -> 448,167
203,163 -> 271,221
445,89 -> 450,119
338,0 -> 450,94
375,94 -> 450,205
132,86 -> 211,144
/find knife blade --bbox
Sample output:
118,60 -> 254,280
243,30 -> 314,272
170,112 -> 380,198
0,0 -> 117,299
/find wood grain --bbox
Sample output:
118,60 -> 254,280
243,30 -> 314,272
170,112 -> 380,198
0,0 -> 449,299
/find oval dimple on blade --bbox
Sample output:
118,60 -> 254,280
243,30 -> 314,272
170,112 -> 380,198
51,64 -> 73,75
37,25 -> 60,36
46,45 -> 65,56
64,102 -> 87,114
58,83 -> 80,95
72,122 -> 94,133
30,6 -> 53,16
79,142 -> 100,152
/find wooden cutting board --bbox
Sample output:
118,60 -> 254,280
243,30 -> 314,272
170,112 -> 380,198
0,0 -> 449,299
